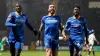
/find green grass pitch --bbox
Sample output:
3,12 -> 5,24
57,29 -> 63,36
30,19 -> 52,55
2,50 -> 100,56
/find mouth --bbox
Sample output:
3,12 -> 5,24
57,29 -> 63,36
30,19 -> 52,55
16,8 -> 21,10
50,9 -> 55,13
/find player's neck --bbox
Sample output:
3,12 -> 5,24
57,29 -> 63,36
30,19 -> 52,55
48,13 -> 56,16
15,11 -> 22,15
73,15 -> 80,19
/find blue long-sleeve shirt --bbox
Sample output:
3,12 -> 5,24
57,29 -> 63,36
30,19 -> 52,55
5,12 -> 34,43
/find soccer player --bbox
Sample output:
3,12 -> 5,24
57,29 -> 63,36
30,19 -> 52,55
62,6 -> 88,56
88,30 -> 99,56
0,36 -> 8,55
36,4 -> 64,56
5,3 -> 38,56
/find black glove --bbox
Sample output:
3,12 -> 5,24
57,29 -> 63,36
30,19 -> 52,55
16,24 -> 22,28
33,29 -> 38,36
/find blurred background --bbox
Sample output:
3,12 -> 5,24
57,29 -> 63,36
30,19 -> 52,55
0,0 -> 100,51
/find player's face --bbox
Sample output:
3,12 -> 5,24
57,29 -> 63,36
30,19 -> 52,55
15,3 -> 22,12
48,5 -> 56,14
73,7 -> 79,16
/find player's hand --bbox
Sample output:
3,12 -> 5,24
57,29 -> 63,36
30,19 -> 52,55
63,36 -> 67,41
16,24 -> 22,28
36,40 -> 40,47
33,29 -> 38,36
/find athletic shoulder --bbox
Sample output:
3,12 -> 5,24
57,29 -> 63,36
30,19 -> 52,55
7,12 -> 15,18
41,15 -> 48,20
55,15 -> 61,17
55,15 -> 62,23
42,15 -> 48,18
67,17 -> 73,21
80,16 -> 87,23
56,15 -> 62,19
22,13 -> 27,16
9,12 -> 15,16
41,15 -> 48,24
80,16 -> 86,20
21,14 -> 28,20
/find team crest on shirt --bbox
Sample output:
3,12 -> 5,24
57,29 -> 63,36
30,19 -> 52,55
16,16 -> 26,23
72,24 -> 81,27
23,16 -> 26,19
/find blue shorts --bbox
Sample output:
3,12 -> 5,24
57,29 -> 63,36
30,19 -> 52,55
69,38 -> 84,51
44,38 -> 59,51
8,36 -> 24,43
9,41 -> 23,50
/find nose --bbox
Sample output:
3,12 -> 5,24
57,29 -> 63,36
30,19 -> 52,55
51,7 -> 55,10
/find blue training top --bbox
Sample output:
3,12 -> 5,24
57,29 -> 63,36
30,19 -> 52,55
64,16 -> 87,40
41,15 -> 62,40
5,12 -> 34,43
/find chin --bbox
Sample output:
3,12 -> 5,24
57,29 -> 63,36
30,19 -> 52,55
16,10 -> 21,12
51,13 -> 55,14
74,14 -> 78,16
50,11 -> 55,14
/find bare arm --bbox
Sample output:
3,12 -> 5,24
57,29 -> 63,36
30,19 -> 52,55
59,23 -> 67,39
93,35 -> 99,44
62,28 -> 66,37
62,20 -> 70,41
36,23 -> 44,46
62,19 -> 70,37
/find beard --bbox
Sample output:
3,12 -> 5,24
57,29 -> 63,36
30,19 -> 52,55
74,12 -> 79,16
16,8 -> 21,12
49,9 -> 55,14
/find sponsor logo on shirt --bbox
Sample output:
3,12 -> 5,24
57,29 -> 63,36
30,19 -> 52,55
72,24 -> 81,27
45,18 -> 58,24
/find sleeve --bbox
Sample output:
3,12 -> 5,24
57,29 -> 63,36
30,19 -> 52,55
5,12 -> 16,27
25,15 -> 34,31
83,18 -> 88,41
41,16 -> 45,24
64,18 -> 71,30
83,19 -> 88,33
83,18 -> 87,25
58,16 -> 62,23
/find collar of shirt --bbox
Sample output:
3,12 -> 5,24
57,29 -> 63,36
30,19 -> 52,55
15,11 -> 22,15
48,13 -> 56,16
73,15 -> 80,19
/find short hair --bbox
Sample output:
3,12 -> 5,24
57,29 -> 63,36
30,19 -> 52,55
74,6 -> 80,10
49,4 -> 55,7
